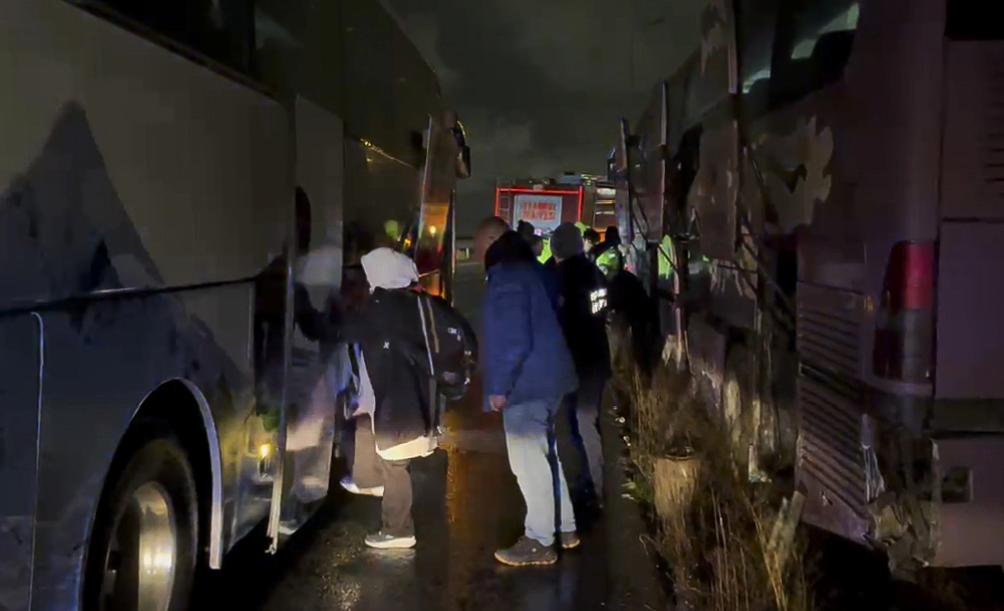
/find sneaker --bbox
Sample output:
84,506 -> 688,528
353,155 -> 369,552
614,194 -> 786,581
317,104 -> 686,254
559,532 -> 581,550
364,531 -> 416,549
494,536 -> 557,567
340,476 -> 384,497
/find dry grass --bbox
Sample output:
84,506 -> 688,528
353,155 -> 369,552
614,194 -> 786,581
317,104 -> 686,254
624,367 -> 811,611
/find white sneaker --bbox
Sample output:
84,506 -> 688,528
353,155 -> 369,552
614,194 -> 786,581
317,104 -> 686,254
340,476 -> 384,497
365,531 -> 417,549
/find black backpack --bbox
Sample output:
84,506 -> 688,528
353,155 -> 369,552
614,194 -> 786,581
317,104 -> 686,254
415,293 -> 478,401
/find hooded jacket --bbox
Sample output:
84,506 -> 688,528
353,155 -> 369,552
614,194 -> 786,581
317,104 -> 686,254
482,232 -> 578,408
345,249 -> 437,459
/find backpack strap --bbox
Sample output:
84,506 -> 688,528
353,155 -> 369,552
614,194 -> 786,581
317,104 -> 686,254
415,294 -> 437,376
414,294 -> 442,432
423,295 -> 441,354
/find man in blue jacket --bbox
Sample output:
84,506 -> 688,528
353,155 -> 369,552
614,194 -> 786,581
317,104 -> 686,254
474,217 -> 580,567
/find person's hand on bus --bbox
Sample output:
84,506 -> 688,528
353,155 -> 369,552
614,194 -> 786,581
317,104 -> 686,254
489,395 -> 507,412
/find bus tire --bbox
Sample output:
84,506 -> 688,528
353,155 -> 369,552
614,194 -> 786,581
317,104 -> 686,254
84,432 -> 199,611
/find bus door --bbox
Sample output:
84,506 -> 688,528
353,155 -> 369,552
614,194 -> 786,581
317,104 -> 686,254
268,98 -> 344,548
414,114 -> 460,298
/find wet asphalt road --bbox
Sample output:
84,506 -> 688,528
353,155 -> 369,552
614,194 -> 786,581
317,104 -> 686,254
200,390 -> 659,611
196,265 -> 666,611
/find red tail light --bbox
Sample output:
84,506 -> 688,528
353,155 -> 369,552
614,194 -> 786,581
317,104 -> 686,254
873,242 -> 936,382
884,242 -> 935,311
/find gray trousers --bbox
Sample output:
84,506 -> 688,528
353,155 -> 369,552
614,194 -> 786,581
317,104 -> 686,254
503,399 -> 576,546
379,458 -> 414,537
351,416 -> 383,489
351,416 -> 414,537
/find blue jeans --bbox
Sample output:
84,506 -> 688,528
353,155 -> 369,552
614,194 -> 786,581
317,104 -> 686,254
503,398 -> 576,546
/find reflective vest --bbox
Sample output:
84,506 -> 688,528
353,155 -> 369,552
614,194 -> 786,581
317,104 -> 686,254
595,247 -> 623,278
657,234 -> 675,281
537,237 -> 552,264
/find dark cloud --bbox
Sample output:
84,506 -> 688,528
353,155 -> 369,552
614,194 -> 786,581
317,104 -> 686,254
385,0 -> 703,233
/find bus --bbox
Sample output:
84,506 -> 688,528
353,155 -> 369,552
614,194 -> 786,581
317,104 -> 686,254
618,0 -> 1004,572
0,2 -> 469,609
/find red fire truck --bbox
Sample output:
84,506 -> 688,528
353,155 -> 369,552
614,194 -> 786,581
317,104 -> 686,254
494,175 -> 617,234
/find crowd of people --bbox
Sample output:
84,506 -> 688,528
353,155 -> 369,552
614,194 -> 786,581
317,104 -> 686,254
334,216 -> 656,567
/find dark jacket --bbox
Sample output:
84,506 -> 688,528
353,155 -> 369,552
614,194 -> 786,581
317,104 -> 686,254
343,288 -> 435,452
486,230 -> 559,309
482,257 -> 578,408
557,255 -> 611,379
608,269 -> 656,375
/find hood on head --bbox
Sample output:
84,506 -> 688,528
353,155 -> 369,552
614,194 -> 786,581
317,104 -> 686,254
361,247 -> 419,291
485,231 -> 535,269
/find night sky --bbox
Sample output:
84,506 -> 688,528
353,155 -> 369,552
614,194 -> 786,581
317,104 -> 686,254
383,0 -> 703,234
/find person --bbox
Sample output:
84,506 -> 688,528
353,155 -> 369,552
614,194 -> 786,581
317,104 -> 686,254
516,219 -> 536,243
474,216 -> 580,567
583,228 -> 601,259
593,226 -> 624,279
607,260 -> 657,399
529,234 -> 545,260
342,247 -> 443,549
485,227 -> 560,308
550,223 -> 611,507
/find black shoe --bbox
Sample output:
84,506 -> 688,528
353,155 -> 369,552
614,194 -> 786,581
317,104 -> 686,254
494,536 -> 557,566
559,532 -> 581,550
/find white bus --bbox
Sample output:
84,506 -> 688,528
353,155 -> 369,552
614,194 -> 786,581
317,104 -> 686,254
0,2 -> 469,609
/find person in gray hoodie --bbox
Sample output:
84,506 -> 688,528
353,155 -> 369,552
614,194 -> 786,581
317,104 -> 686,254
343,248 -> 440,549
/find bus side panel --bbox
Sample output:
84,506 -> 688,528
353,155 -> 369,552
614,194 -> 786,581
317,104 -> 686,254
936,42 -> 1004,399
0,2 -> 289,607
688,121 -> 738,261
0,1 -> 289,310
935,223 -> 1004,399
31,286 -> 260,609
0,316 -> 41,611
939,43 -> 1004,221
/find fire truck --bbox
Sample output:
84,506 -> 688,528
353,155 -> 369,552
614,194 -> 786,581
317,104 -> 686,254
494,174 -> 617,235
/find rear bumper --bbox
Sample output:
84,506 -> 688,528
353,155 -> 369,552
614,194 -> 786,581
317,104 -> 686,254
797,376 -> 1004,568
930,435 -> 1004,567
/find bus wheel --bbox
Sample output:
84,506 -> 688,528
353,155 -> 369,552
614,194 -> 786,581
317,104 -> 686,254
85,434 -> 198,611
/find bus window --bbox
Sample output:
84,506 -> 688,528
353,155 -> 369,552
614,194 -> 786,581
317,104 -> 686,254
737,0 -> 781,119
737,0 -> 780,94
789,2 -> 859,60
771,0 -> 859,105
71,0 -> 255,73
946,1 -> 1004,40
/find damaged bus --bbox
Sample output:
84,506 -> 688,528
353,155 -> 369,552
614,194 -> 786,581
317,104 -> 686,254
0,1 -> 468,609
620,0 -> 1004,572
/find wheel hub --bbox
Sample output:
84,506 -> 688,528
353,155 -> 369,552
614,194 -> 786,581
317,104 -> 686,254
102,482 -> 178,611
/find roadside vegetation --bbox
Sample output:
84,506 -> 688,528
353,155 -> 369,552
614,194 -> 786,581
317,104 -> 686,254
620,365 -> 810,611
